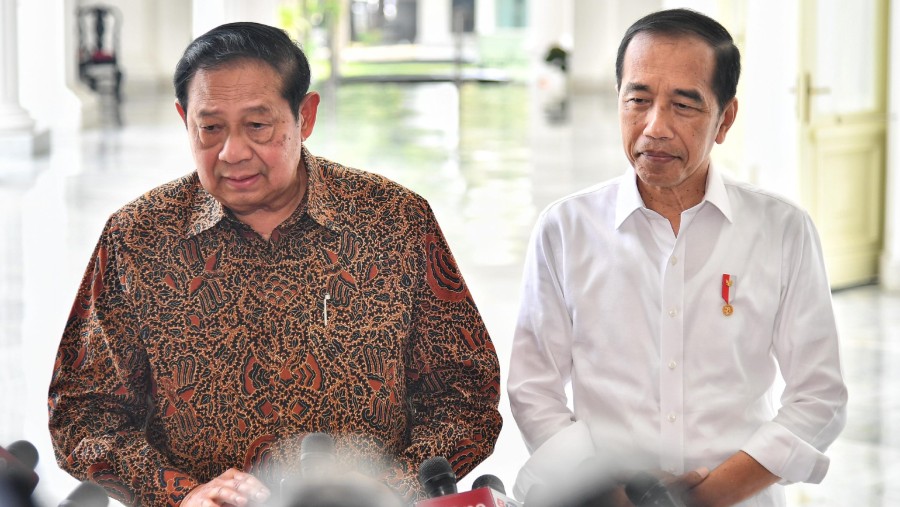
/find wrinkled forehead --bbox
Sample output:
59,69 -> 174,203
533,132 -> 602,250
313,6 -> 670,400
187,57 -> 285,101
620,32 -> 716,91
189,60 -> 282,96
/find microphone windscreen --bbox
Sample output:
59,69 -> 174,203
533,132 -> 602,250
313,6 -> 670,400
417,457 -> 457,498
6,442 -> 38,471
300,433 -> 336,456
59,481 -> 109,507
0,440 -> 40,496
283,475 -> 404,507
471,474 -> 505,494
624,472 -> 680,507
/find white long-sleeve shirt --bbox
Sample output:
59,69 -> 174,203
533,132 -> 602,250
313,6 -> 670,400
508,165 -> 848,506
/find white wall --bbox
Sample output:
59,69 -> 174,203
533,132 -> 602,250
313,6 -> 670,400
16,0 -> 193,132
98,0 -> 161,88
881,1 -> 900,290
736,0 -> 801,197
106,0 -> 193,90
156,0 -> 194,90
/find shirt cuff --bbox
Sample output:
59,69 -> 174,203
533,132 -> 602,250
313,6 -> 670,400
742,421 -> 831,484
513,420 -> 594,500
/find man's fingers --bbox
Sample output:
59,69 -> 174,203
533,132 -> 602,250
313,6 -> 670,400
668,466 -> 709,491
182,469 -> 271,507
227,470 -> 271,501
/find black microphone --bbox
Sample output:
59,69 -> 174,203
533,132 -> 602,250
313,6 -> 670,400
416,469 -> 520,507
471,474 -> 505,494
624,472 -> 682,507
0,440 -> 40,507
417,456 -> 457,498
4,442 -> 38,473
58,481 -> 109,507
281,432 -> 338,501
300,432 -> 337,479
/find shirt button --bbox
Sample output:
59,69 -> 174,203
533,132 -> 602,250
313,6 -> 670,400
667,413 -> 677,423
668,308 -> 678,317
670,256 -> 678,266
668,360 -> 678,369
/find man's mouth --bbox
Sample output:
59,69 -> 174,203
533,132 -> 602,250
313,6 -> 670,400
224,173 -> 261,187
639,150 -> 677,162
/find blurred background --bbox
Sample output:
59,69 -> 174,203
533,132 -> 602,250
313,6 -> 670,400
1,0 -> 899,505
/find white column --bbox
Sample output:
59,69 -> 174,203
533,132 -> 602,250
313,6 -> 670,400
192,0 -> 280,38
17,0 -> 86,133
0,188 -> 25,444
476,0 -> 496,36
0,0 -> 49,158
417,1 -> 453,46
880,1 -> 900,291
569,0 -> 663,93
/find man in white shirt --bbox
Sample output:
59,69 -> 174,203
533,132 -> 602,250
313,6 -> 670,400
508,8 -> 847,507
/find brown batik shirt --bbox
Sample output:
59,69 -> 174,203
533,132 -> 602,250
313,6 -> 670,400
48,147 -> 502,506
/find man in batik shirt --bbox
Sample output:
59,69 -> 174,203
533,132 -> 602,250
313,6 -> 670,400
49,22 -> 501,507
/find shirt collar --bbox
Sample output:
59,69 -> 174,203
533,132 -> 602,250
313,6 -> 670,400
186,175 -> 225,237
703,163 -> 733,223
303,146 -> 344,233
614,163 -> 734,229
185,146 -> 344,238
614,168 -> 645,229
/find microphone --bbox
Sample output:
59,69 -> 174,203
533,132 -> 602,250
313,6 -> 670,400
523,483 -> 550,506
471,474 -> 505,494
281,474 -> 404,507
300,432 -> 336,479
624,472 -> 682,507
0,440 -> 40,506
58,481 -> 109,507
417,457 -> 457,498
281,432 -> 338,502
416,471 -> 521,507
4,442 -> 38,472
521,475 -> 622,507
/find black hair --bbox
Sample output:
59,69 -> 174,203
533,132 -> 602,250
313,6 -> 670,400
174,22 -> 311,120
615,8 -> 740,114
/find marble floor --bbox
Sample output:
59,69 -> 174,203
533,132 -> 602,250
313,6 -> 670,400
1,82 -> 898,506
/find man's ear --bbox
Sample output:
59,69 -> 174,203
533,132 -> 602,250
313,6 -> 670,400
715,98 -> 738,144
299,92 -> 321,141
175,100 -> 187,127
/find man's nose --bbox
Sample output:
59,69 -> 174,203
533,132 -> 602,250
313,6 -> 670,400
219,132 -> 252,163
643,104 -> 674,139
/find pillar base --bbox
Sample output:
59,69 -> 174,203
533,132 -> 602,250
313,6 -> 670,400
0,127 -> 50,159
881,251 -> 900,292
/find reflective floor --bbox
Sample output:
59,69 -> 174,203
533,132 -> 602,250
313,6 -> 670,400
1,82 -> 898,506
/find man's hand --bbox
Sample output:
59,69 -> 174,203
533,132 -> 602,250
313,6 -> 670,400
622,468 -> 708,507
676,452 -> 779,507
180,468 -> 271,507
665,467 -> 709,506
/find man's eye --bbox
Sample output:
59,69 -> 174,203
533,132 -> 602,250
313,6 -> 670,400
627,98 -> 648,104
249,122 -> 269,130
200,125 -> 221,132
674,103 -> 692,110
